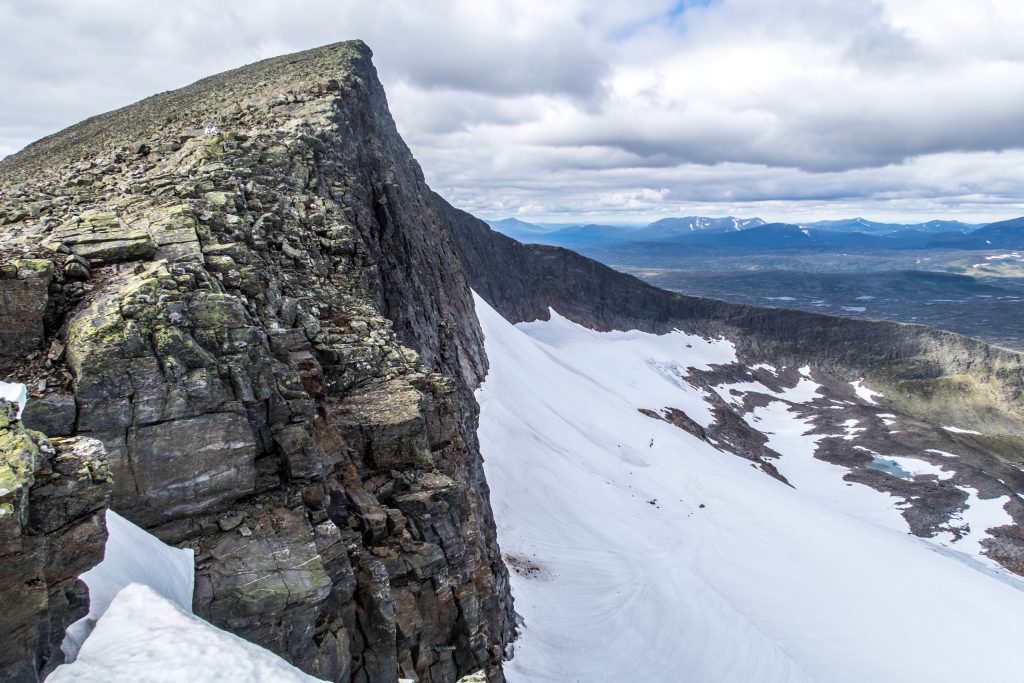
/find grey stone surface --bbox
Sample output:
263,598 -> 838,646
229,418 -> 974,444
20,393 -> 76,437
0,41 -> 513,682
0,402 -> 112,682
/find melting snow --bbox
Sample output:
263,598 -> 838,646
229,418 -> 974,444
475,293 -> 1024,683
933,488 -> 1015,564
850,379 -> 881,405
841,418 -> 865,440
858,449 -> 954,480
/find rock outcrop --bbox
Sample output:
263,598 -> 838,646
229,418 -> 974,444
0,399 -> 112,681
0,42 -> 512,682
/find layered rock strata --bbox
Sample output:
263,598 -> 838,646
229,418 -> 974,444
0,400 -> 111,681
0,42 -> 512,682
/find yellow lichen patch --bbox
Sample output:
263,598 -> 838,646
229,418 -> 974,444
0,404 -> 40,508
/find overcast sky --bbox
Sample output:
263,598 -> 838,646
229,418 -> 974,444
2,0 -> 1024,223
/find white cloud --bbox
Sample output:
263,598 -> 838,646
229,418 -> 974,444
2,0 -> 1023,222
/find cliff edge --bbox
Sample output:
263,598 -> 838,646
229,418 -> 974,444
0,41 -> 513,682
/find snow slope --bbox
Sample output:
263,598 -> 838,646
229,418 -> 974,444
473,294 -> 1024,683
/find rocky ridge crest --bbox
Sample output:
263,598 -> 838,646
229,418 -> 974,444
0,41 -> 512,682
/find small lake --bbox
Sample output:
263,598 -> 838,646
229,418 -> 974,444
867,457 -> 913,478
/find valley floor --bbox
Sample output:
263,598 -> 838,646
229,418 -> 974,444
622,269 -> 1024,351
474,294 -> 1024,683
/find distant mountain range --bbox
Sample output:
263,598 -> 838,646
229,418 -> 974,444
485,215 -> 1024,252
800,217 -> 980,234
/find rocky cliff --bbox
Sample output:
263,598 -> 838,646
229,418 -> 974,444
0,42 -> 512,682
0,399 -> 111,680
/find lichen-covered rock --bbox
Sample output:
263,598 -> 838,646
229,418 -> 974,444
0,41 -> 512,682
0,401 -> 111,682
195,507 -> 333,669
44,211 -> 157,264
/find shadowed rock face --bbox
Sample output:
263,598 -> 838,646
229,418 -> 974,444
0,42 -> 512,682
0,400 -> 112,681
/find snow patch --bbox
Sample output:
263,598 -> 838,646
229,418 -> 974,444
934,488 -> 1015,564
944,425 -> 982,435
850,379 -> 881,405
0,380 -> 28,418
49,585 -> 326,683
63,510 -> 194,660
53,511 -> 324,681
840,418 -> 865,440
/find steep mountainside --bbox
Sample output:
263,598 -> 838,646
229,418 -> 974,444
3,37 -> 1024,683
0,42 -> 512,682
443,199 -> 1024,572
444,201 -> 1024,427
474,296 -> 1024,682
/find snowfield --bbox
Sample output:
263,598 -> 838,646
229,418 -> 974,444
473,294 -> 1024,683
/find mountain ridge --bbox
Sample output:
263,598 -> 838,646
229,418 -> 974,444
483,215 -> 1020,251
2,39 -> 1024,683
0,40 -> 513,683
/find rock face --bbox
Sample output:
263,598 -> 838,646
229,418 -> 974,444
0,42 -> 512,682
0,400 -> 112,682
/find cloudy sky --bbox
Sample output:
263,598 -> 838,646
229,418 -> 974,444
3,0 -> 1024,223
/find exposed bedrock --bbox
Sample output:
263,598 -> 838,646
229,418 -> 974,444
0,400 -> 112,682
0,41 -> 512,682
